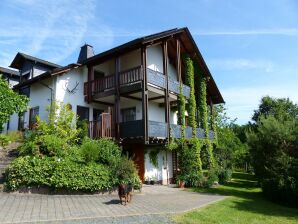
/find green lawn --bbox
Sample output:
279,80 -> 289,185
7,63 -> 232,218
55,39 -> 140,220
173,172 -> 298,224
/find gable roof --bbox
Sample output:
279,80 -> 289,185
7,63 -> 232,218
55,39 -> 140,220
0,66 -> 20,77
10,52 -> 62,70
83,27 -> 224,104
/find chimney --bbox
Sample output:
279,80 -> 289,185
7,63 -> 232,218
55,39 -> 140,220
77,44 -> 94,63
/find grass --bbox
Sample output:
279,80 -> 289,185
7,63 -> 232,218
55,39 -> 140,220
173,172 -> 298,224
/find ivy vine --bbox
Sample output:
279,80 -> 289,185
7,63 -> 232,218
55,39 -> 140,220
183,55 -> 197,137
178,83 -> 186,139
148,150 -> 159,168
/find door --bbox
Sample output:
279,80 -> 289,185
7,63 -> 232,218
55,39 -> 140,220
124,144 -> 145,182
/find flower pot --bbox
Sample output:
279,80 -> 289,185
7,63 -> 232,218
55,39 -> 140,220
150,180 -> 155,185
179,181 -> 185,188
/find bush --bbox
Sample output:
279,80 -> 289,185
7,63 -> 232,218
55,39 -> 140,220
18,134 -> 68,157
39,135 -> 68,157
80,138 -> 99,163
0,131 -> 23,147
0,135 -> 9,147
5,156 -> 111,192
206,168 -> 219,188
80,138 -> 121,166
115,156 -> 141,189
247,115 -> 298,206
217,168 -> 233,184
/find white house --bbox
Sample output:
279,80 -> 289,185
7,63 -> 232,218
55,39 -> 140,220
4,28 -> 224,184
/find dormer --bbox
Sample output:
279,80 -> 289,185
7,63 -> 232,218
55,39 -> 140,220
9,52 -> 62,83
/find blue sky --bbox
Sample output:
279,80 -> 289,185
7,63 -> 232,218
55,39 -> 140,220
0,0 -> 297,124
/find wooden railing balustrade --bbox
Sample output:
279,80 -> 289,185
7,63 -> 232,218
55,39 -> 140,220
88,113 -> 113,139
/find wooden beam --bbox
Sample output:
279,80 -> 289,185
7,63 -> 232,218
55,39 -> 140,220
87,65 -> 93,103
141,46 -> 149,143
114,57 -> 121,140
94,101 -> 114,106
162,41 -> 170,140
148,96 -> 164,101
176,39 -> 181,84
122,95 -> 142,101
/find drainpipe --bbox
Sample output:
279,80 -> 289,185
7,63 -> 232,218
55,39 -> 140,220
40,82 -> 53,116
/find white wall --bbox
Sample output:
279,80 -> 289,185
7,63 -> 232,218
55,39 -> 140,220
55,66 -> 109,119
144,147 -> 173,185
147,45 -> 178,81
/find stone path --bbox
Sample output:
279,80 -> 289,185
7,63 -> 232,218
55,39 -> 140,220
0,185 -> 225,224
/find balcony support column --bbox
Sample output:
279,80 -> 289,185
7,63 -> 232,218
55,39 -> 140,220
114,57 -> 121,140
141,47 -> 149,143
176,39 -> 181,83
163,41 -> 170,140
87,65 -> 93,103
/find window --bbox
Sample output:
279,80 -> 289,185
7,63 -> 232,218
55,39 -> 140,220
77,106 -> 89,121
121,107 -> 136,122
29,107 -> 39,129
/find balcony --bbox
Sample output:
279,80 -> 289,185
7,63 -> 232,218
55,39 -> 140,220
84,66 -> 190,99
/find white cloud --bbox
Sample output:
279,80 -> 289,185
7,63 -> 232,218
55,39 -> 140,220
0,0 -> 114,66
209,59 -> 274,72
222,85 -> 298,124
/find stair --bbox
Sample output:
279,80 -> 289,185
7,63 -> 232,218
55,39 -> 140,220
0,144 -> 19,187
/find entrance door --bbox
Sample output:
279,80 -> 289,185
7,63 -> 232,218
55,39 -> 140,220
124,144 -> 145,182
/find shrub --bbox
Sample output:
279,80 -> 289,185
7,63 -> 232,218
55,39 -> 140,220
247,115 -> 298,206
217,168 -> 233,184
18,134 -> 68,157
115,157 -> 141,187
0,135 -> 9,147
0,131 -> 23,147
5,156 -> 111,192
80,138 -> 99,163
39,135 -> 68,157
96,138 -> 121,167
206,168 -> 219,188
80,138 -> 122,166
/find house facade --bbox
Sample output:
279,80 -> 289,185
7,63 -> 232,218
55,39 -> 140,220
5,28 -> 224,184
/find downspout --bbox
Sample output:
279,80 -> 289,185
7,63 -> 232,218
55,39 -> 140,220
40,82 -> 53,116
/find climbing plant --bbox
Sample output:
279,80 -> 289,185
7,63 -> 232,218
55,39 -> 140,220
183,55 -> 197,136
178,83 -> 186,139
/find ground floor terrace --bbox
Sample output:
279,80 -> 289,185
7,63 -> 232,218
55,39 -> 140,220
0,185 -> 224,224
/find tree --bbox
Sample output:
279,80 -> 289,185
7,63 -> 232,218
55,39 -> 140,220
248,96 -> 298,206
252,96 -> 298,122
0,75 -> 28,130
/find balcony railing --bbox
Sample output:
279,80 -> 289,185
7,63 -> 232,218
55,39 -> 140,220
89,118 -> 214,140
88,113 -> 113,138
84,66 -> 190,98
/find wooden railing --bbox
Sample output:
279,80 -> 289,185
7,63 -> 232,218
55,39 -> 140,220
84,66 -> 191,98
120,66 -> 143,85
88,113 -> 113,139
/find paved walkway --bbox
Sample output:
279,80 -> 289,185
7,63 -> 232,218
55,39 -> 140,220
0,185 -> 225,224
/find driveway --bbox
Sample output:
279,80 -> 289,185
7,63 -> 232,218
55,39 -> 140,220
0,185 -> 225,224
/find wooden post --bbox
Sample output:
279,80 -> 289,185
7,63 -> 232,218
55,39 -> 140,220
176,39 -> 181,83
115,57 -> 121,139
87,65 -> 93,103
141,47 -> 149,143
163,41 -> 170,140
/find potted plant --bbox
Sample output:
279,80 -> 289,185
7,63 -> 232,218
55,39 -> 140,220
176,175 -> 186,188
150,176 -> 157,185
144,177 -> 150,185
